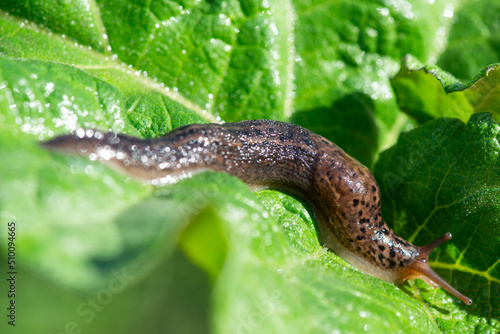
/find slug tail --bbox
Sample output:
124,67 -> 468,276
397,233 -> 473,305
40,130 -> 162,180
39,134 -> 85,153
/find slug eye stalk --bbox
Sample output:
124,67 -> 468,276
396,233 -> 472,305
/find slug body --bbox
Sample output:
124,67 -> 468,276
41,120 -> 472,305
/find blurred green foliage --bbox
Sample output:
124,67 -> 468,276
0,0 -> 499,333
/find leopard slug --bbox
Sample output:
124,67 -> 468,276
41,119 -> 472,305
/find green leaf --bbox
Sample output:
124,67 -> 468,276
0,0 -> 294,122
391,56 -> 500,124
291,0 -> 457,161
0,126 -> 183,290
291,92 -> 379,167
2,0 -> 108,53
178,208 -> 228,281
437,0 -> 500,81
0,56 -> 139,136
0,1 -> 499,333
0,249 -> 212,334
374,112 -> 500,328
188,187 -> 442,333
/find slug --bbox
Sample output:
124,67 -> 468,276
41,119 -> 472,305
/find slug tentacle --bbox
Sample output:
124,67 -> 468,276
41,120 -> 472,305
397,233 -> 472,305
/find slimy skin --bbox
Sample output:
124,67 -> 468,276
41,120 -> 472,305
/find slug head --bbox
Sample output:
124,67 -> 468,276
396,233 -> 472,305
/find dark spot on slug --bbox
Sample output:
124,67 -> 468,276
371,186 -> 376,193
302,137 -> 313,146
378,245 -> 385,251
353,199 -> 359,207
358,211 -> 363,216
389,249 -> 396,258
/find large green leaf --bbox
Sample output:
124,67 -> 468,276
158,177 -> 441,333
437,0 -> 500,81
0,250 -> 212,333
391,56 -> 500,124
374,113 -> 500,329
215,190 -> 440,333
0,1 -> 499,333
0,0 -> 294,123
290,0 -> 458,164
